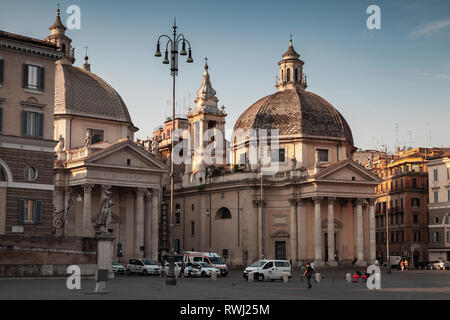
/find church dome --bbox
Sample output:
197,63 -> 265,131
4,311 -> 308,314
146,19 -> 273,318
54,63 -> 133,124
233,39 -> 354,146
234,88 -> 354,145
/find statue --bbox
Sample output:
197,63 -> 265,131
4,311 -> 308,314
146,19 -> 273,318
369,154 -> 374,169
291,157 -> 297,170
95,190 -> 115,233
244,157 -> 250,172
315,150 -> 320,167
83,130 -> 94,148
57,134 -> 65,152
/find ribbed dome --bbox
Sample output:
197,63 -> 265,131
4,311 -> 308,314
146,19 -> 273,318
234,88 -> 354,145
54,63 -> 133,124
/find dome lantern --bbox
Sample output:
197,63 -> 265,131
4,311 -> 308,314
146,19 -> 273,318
276,36 -> 307,92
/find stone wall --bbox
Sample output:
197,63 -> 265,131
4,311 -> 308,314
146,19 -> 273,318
0,234 -> 97,277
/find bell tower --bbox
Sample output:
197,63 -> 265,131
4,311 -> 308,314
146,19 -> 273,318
276,37 -> 307,91
186,58 -> 227,181
45,5 -> 75,64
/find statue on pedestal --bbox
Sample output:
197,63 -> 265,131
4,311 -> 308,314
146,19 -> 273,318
57,135 -> 65,152
291,157 -> 297,170
314,150 -> 320,167
95,190 -> 115,234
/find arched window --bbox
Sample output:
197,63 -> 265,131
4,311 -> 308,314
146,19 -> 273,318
215,207 -> 232,220
287,69 -> 291,82
294,68 -> 298,82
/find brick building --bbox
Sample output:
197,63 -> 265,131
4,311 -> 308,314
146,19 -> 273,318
0,30 -> 62,235
369,147 -> 449,265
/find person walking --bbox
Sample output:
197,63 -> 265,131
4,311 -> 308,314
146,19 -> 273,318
400,259 -> 405,272
405,259 -> 408,270
303,263 -> 314,289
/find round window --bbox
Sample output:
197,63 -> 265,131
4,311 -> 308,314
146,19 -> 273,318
24,166 -> 38,181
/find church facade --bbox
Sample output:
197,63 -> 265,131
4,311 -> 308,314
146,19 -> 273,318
161,40 -> 382,267
46,9 -> 167,263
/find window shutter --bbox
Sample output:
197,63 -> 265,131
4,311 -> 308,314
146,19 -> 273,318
22,64 -> 28,88
35,200 -> 42,223
39,67 -> 45,91
19,200 -> 25,223
21,110 -> 27,136
0,59 -> 4,84
38,113 -> 44,138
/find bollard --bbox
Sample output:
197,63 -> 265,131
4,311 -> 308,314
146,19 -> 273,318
211,271 -> 217,281
345,273 -> 352,283
282,272 -> 289,283
94,269 -> 109,293
315,273 -> 321,283
248,271 -> 254,282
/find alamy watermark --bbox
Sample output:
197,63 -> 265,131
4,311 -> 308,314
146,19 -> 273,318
66,265 -> 81,290
366,5 -> 381,30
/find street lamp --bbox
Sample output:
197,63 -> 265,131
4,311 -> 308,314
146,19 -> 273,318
155,18 -> 193,285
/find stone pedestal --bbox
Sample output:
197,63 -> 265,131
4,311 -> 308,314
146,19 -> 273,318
96,232 -> 115,280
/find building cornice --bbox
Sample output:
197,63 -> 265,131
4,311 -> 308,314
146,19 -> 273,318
0,38 -> 63,60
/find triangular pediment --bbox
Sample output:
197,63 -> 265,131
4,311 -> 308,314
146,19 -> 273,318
314,159 -> 382,183
85,140 -> 168,171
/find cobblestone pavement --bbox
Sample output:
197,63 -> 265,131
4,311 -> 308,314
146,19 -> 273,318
0,267 -> 449,300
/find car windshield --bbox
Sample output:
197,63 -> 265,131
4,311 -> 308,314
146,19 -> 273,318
142,259 -> 156,265
209,257 -> 225,264
250,260 -> 266,267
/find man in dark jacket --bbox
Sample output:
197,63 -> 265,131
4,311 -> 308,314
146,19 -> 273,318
303,263 -> 314,289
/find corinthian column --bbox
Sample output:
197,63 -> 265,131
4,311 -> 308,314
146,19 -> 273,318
135,188 -> 145,257
327,197 -> 337,266
144,190 -> 152,258
151,189 -> 159,261
369,199 -> 376,263
82,184 -> 94,237
356,199 -> 367,266
297,200 -> 306,263
313,197 -> 323,266
289,198 -> 298,266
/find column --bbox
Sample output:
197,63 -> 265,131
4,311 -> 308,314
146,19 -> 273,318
134,187 -> 145,257
369,199 -> 376,263
289,198 -> 298,266
313,197 -> 323,266
356,198 -> 367,266
327,197 -> 337,266
297,200 -> 306,263
151,189 -> 159,261
144,190 -> 152,259
82,184 -> 94,237
257,200 -> 264,259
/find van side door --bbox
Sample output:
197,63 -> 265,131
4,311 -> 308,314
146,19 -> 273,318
262,261 -> 274,278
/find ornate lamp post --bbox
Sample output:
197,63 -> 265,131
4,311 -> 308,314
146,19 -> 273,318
154,18 -> 193,285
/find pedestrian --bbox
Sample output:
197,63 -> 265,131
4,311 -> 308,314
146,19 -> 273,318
405,259 -> 408,270
400,260 -> 405,272
303,263 -> 314,289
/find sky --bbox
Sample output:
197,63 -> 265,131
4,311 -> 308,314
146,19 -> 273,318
1,0 -> 449,152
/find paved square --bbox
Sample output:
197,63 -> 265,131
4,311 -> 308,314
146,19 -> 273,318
1,267 -> 450,300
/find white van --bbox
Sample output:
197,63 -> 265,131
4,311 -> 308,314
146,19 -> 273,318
183,251 -> 228,276
243,260 -> 291,281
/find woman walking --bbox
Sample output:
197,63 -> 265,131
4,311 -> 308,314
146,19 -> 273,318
303,263 -> 314,289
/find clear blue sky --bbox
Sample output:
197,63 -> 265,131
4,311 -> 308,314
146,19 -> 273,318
1,0 -> 449,151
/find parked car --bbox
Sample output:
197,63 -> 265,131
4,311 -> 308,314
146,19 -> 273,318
126,258 -> 161,275
425,260 -> 450,270
190,262 -> 220,278
243,260 -> 291,281
164,262 -> 183,277
112,261 -> 125,274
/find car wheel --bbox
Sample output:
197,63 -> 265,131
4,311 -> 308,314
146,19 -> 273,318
201,271 -> 206,278
257,274 -> 264,282
222,273 -> 227,277
126,269 -> 131,275
143,270 -> 147,276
